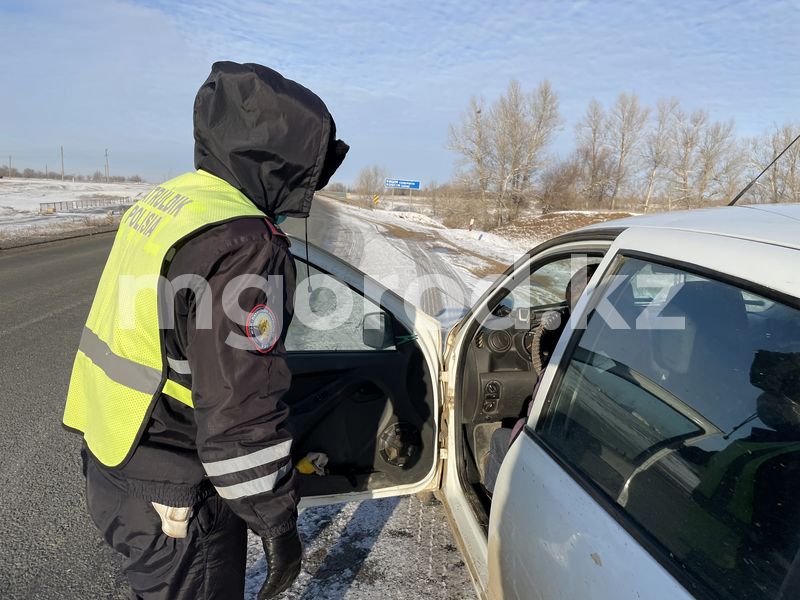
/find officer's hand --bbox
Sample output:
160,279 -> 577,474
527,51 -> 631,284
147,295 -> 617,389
259,526 -> 302,599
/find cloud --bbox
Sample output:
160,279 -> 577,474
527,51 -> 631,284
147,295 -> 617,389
2,0 -> 799,183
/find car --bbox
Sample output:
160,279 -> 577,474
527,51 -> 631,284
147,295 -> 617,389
280,203 -> 800,600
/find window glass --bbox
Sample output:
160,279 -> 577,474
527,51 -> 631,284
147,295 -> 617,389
537,256 -> 800,599
504,256 -> 602,311
285,263 -> 395,351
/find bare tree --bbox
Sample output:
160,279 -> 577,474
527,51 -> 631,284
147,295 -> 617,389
664,108 -> 742,208
355,165 -> 388,207
749,124 -> 800,204
695,119 -> 740,205
448,96 -> 491,205
771,124 -> 800,203
606,92 -> 650,209
575,99 -> 612,208
449,80 -> 561,226
508,80 -> 562,218
538,155 -> 582,211
667,108 -> 707,209
641,98 -> 679,212
448,83 -> 795,216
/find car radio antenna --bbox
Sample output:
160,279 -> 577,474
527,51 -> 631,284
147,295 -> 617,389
728,132 -> 800,206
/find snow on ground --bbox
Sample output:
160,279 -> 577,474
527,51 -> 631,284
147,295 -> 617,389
0,178 -> 150,238
363,206 -> 528,263
244,495 -> 472,600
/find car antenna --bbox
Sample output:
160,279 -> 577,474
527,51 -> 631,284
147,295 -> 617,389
728,132 -> 800,206
723,411 -> 759,440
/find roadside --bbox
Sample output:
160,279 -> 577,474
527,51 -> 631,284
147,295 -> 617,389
0,177 -> 148,248
0,223 -> 119,250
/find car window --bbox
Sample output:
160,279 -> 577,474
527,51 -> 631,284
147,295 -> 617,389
502,255 -> 603,311
285,263 -> 395,352
536,256 -> 800,599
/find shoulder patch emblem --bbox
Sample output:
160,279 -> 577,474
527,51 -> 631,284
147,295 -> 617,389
246,304 -> 279,353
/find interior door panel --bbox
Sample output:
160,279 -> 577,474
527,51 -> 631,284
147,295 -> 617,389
282,238 -> 443,501
284,346 -> 436,497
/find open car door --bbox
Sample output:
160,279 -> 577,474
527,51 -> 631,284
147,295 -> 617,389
437,231 -> 620,597
283,237 -> 444,508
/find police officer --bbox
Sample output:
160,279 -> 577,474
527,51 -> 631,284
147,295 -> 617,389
63,62 -> 349,599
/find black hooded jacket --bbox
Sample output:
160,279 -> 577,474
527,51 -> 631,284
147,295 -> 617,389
86,62 -> 347,539
194,61 -> 348,219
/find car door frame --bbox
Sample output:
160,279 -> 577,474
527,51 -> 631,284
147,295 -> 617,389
286,236 -> 446,509
438,229 -> 622,598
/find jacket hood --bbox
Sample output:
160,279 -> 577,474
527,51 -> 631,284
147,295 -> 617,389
193,61 -> 348,218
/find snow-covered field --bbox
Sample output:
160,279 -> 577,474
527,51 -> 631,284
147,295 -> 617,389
0,178 -> 150,238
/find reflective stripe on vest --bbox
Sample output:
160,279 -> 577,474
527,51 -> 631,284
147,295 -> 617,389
63,170 -> 267,467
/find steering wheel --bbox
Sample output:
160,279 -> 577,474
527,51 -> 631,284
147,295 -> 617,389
530,312 -> 562,378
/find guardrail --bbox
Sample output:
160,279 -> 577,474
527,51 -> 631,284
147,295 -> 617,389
39,197 -> 134,214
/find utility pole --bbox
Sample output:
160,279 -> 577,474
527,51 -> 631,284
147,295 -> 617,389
45,163 -> 48,179
104,148 -> 109,183
60,146 -> 65,181
7,155 -> 10,178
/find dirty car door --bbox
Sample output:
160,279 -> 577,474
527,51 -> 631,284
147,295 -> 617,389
282,238 -> 444,508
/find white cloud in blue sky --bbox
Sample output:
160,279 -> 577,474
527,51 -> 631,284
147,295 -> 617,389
1,0 -> 798,183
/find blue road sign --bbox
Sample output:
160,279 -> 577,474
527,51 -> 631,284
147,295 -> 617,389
384,178 -> 421,190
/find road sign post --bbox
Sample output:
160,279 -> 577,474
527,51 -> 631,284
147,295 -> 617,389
384,179 -> 421,212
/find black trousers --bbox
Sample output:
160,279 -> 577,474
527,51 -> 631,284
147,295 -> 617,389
84,456 -> 248,600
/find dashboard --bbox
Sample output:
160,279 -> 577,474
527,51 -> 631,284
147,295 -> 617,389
461,304 -> 569,423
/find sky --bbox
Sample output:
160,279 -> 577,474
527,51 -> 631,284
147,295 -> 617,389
1,0 -> 798,184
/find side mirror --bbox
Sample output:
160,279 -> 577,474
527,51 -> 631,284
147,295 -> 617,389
363,312 -> 392,349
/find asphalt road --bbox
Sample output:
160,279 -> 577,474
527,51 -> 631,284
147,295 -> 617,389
0,233 -> 127,598
0,200 -> 474,599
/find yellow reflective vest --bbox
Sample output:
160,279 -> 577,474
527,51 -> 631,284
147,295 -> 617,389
63,170 -> 266,467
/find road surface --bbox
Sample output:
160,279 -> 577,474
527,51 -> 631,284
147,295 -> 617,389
0,198 -> 474,599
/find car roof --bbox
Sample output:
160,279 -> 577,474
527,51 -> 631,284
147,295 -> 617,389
579,203 -> 800,250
